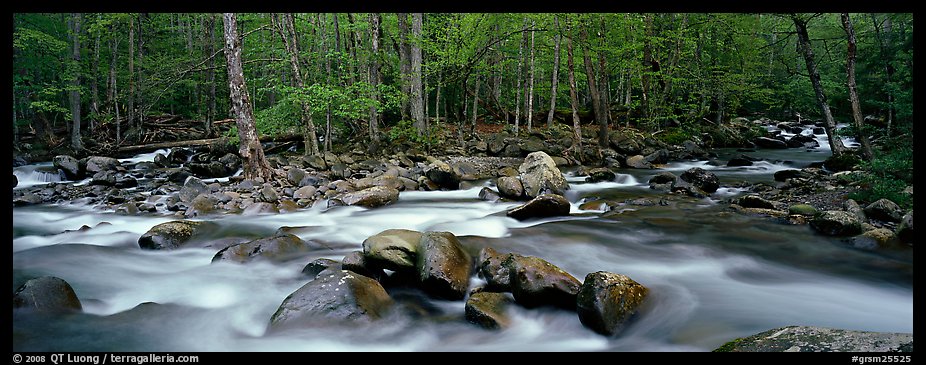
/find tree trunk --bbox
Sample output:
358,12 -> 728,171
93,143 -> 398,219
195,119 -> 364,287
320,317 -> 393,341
206,13 -> 217,137
272,13 -> 320,156
397,13 -> 411,120
323,15 -> 333,153
565,19 -> 582,160
791,14 -> 846,156
641,14 -> 654,120
526,21 -> 536,134
90,14 -> 101,130
580,22 -> 606,149
841,13 -> 873,161
223,13 -> 273,181
110,33 -> 120,144
870,14 -> 895,135
471,75 -> 480,136
491,23 -> 503,110
547,15 -> 562,128
68,13 -> 83,151
128,16 -> 135,137
409,13 -> 426,135
368,13 -> 382,144
598,15 -> 612,124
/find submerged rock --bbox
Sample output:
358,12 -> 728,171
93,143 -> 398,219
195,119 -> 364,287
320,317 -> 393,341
506,194 -> 571,221
268,270 -> 394,330
138,220 -> 208,250
576,271 -> 648,336
13,276 -> 82,313
465,292 -> 514,329
212,233 -> 314,263
518,151 -> 569,198
714,326 -> 913,352
416,231 -> 472,300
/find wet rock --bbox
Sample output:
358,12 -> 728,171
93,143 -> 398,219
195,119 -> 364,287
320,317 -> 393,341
13,174 -> 18,188
507,194 -> 571,221
508,255 -> 581,309
518,151 -> 569,198
649,172 -> 678,187
844,199 -> 868,222
83,156 -> 121,174
478,187 -> 501,202
625,155 -> 652,169
179,177 -> 210,203
496,176 -> 524,199
788,204 -> 818,216
342,251 -> 384,279
362,229 -> 421,272
218,153 -> 241,173
302,258 -> 340,278
451,161 -> 480,181
754,137 -> 788,149
269,270 -> 394,330
896,212 -> 913,245
425,159 -> 460,190
186,195 -> 217,217
13,276 -> 82,313
114,176 -> 138,189
714,326 -> 913,352
848,228 -> 897,250
576,271 -> 648,336
212,233 -> 314,264
154,153 -> 169,167
188,161 -> 227,178
774,169 -> 808,182
416,231 -> 472,300
465,292 -> 514,329
90,171 -> 116,186
680,167 -> 719,194
293,186 -> 317,200
257,183 -> 279,203
287,168 -> 306,186
735,195 -> 777,210
864,198 -> 904,223
477,247 -> 522,291
138,220 -> 207,250
242,202 -> 279,215
115,202 -> 139,215
338,186 -> 399,208
727,157 -> 754,167
585,168 -> 615,183
644,149 -> 669,165
53,155 -> 82,180
166,168 -> 193,184
810,211 -> 863,236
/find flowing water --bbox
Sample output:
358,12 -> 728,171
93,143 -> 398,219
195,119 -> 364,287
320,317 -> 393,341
12,127 -> 912,352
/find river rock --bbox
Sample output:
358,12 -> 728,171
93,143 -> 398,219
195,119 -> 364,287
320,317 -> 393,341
90,171 -> 117,186
268,270 -> 394,330
302,258 -> 340,278
864,198 -> 904,223
680,167 -> 719,194
714,326 -> 913,352
212,233 -> 314,264
425,159 -> 460,190
304,154 -> 327,170
338,186 -> 399,208
451,161 -> 480,181
293,186 -> 317,200
810,211 -> 863,236
625,155 -> 652,169
166,168 -> 193,184
287,168 -> 306,186
585,168 -> 616,183
788,204 -> 818,216
13,174 -> 18,188
644,149 -> 669,165
242,201 -> 279,215
507,255 -> 581,309
844,199 -> 868,222
179,176 -> 210,203
416,231 -> 472,300
507,194 -> 571,221
849,228 -> 897,250
518,151 -> 569,198
53,155 -> 82,180
477,247 -> 522,291
138,220 -> 207,250
726,156 -> 754,167
342,251 -> 384,279
114,176 -> 138,188
478,187 -> 501,202
649,172 -> 677,187
774,169 -> 808,182
497,176 -> 524,199
362,229 -> 421,272
219,153 -> 241,173
735,195 -> 777,210
13,276 -> 82,313
83,156 -> 121,174
754,137 -> 788,149
576,271 -> 648,336
896,212 -> 913,244
465,292 -> 514,330
257,183 -> 279,203
188,161 -> 227,178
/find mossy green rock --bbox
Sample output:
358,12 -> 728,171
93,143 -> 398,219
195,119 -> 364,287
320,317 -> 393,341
576,271 -> 648,336
788,204 -> 818,216
138,220 -> 207,250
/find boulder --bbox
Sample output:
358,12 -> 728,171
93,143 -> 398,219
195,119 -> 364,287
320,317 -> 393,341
13,276 -> 82,313
680,167 -> 719,193
338,186 -> 399,208
849,228 -> 897,250
342,251 -> 384,279
268,270 -> 394,330
507,255 -> 581,309
477,247 -> 522,291
362,229 -> 421,272
179,177 -> 210,203
644,149 -> 669,165
507,194 -> 571,221
864,198 -> 904,223
625,155 -> 652,169
257,183 -> 279,203
212,234 -> 312,263
53,155 -> 82,180
714,326 -> 913,352
114,176 -> 138,189
90,171 -> 117,186
83,156 -> 121,174
302,258 -> 340,278
649,172 -> 677,186
138,220 -> 207,250
287,168 -> 307,186
844,199 -> 868,222
774,169 -> 809,182
576,271 -> 648,336
465,292 -> 514,330
810,211 -> 863,236
304,154 -> 327,170
478,187 -> 501,202
735,195 -> 777,210
13,192 -> 42,206
754,137 -> 788,149
166,168 -> 193,184
416,231 -> 472,300
788,204 -> 818,216
726,157 -> 754,167
188,161 -> 228,178
242,202 -> 279,215
518,151 -> 569,198
585,168 -> 615,183
496,176 -> 524,199
896,212 -> 913,244
218,153 -> 241,173
425,159 -> 460,190
451,161 -> 480,181
293,186 -> 317,200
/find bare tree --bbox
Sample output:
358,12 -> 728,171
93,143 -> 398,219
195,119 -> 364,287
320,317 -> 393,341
546,15 -> 562,128
841,13 -> 873,161
409,13 -> 426,135
271,13 -> 321,155
565,17 -> 582,159
791,14 -> 846,156
68,13 -> 83,151
368,13 -> 382,145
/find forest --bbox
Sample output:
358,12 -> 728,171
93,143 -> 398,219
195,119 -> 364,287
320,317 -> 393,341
12,12 -> 914,353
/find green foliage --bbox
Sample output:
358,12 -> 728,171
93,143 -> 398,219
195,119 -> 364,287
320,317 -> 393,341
659,126 -> 698,146
387,119 -> 442,146
847,133 -> 913,210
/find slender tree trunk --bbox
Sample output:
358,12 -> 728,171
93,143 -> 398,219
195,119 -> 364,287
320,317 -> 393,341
514,18 -> 527,134
409,13 -> 426,135
471,75 -> 480,136
870,14 -> 895,135
547,15 -> 562,128
642,14 -> 654,120
491,23 -> 503,110
323,15 -> 333,153
435,73 -> 441,127
565,19 -> 582,159
580,22 -> 606,148
791,14 -> 846,156
90,14 -> 101,130
397,13 -> 411,120
598,15 -> 611,124
272,13 -> 320,155
206,13 -> 216,137
136,13 -> 146,129
68,13 -> 83,151
332,13 -> 342,81
346,13 -> 359,86
841,13 -> 873,161
368,13 -> 381,144
526,21 -> 536,133
128,16 -> 135,137
110,31 -> 120,143
223,13 -> 273,181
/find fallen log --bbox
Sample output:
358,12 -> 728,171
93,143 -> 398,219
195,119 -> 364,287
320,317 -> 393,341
116,133 -> 305,154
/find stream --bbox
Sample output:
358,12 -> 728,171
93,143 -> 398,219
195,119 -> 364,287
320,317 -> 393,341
12,126 -> 912,352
